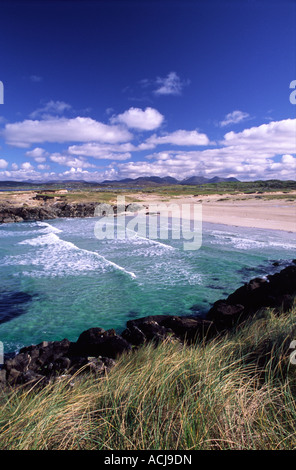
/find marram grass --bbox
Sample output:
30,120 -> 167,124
1,303 -> 296,450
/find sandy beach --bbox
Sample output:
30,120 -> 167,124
133,192 -> 296,233
0,190 -> 295,233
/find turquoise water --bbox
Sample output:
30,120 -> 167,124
0,216 -> 295,353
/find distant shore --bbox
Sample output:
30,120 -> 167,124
0,189 -> 295,233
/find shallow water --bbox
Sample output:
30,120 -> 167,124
0,216 -> 295,353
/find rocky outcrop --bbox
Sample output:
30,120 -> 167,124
0,202 -> 99,223
207,264 -> 296,330
70,327 -> 132,359
1,265 -> 295,388
121,315 -> 217,345
2,332 -> 118,387
0,201 -> 149,224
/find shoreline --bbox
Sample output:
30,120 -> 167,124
0,190 -> 295,233
1,263 -> 296,387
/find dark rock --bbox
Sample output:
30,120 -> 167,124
267,265 -> 296,296
129,320 -> 172,343
0,369 -> 7,387
122,315 -> 174,345
226,277 -> 269,310
206,265 -> 296,330
2,333 -> 119,387
16,370 -> 47,386
207,301 -> 245,330
49,356 -> 72,375
121,325 -> 147,346
161,316 -> 217,341
72,327 -> 132,359
0,201 -> 101,224
4,352 -> 31,374
74,327 -> 105,348
6,368 -> 22,385
275,294 -> 294,311
4,339 -> 72,383
101,357 -> 116,370
19,338 -> 72,373
70,356 -> 116,376
122,314 -> 217,345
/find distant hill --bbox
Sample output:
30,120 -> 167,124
0,181 -> 33,187
180,176 -> 210,185
180,176 -> 240,185
0,175 -> 240,189
102,175 -> 240,186
2,177 -> 296,193
101,176 -> 180,185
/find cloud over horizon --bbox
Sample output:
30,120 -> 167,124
0,109 -> 295,182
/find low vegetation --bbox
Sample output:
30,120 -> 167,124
1,179 -> 296,206
1,301 -> 296,450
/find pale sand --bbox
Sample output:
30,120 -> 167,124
131,192 -> 296,233
1,190 -> 295,233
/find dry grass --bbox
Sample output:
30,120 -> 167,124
1,304 -> 296,450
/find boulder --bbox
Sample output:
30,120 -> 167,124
4,339 -> 72,383
121,324 -> 147,346
161,316 -> 217,341
226,277 -> 270,311
2,334 -> 119,386
121,314 -> 217,345
72,327 -> 132,359
206,301 -> 245,330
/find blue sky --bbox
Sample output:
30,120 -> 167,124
0,0 -> 295,182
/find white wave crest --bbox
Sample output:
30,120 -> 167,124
17,229 -> 136,278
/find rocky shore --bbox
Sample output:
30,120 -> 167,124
0,200 -> 148,224
1,264 -> 296,389
0,201 -> 99,224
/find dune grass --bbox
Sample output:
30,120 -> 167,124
1,304 -> 296,450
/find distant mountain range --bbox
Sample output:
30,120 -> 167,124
1,178 -> 296,194
0,176 -> 240,187
101,176 -> 240,186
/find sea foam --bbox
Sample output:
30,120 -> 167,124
13,224 -> 137,279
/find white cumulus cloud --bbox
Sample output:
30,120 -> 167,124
25,147 -> 49,162
49,153 -> 97,169
4,117 -> 132,147
21,162 -> 34,170
0,159 -> 8,169
142,129 -> 211,148
111,107 -> 164,131
67,142 -> 133,160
